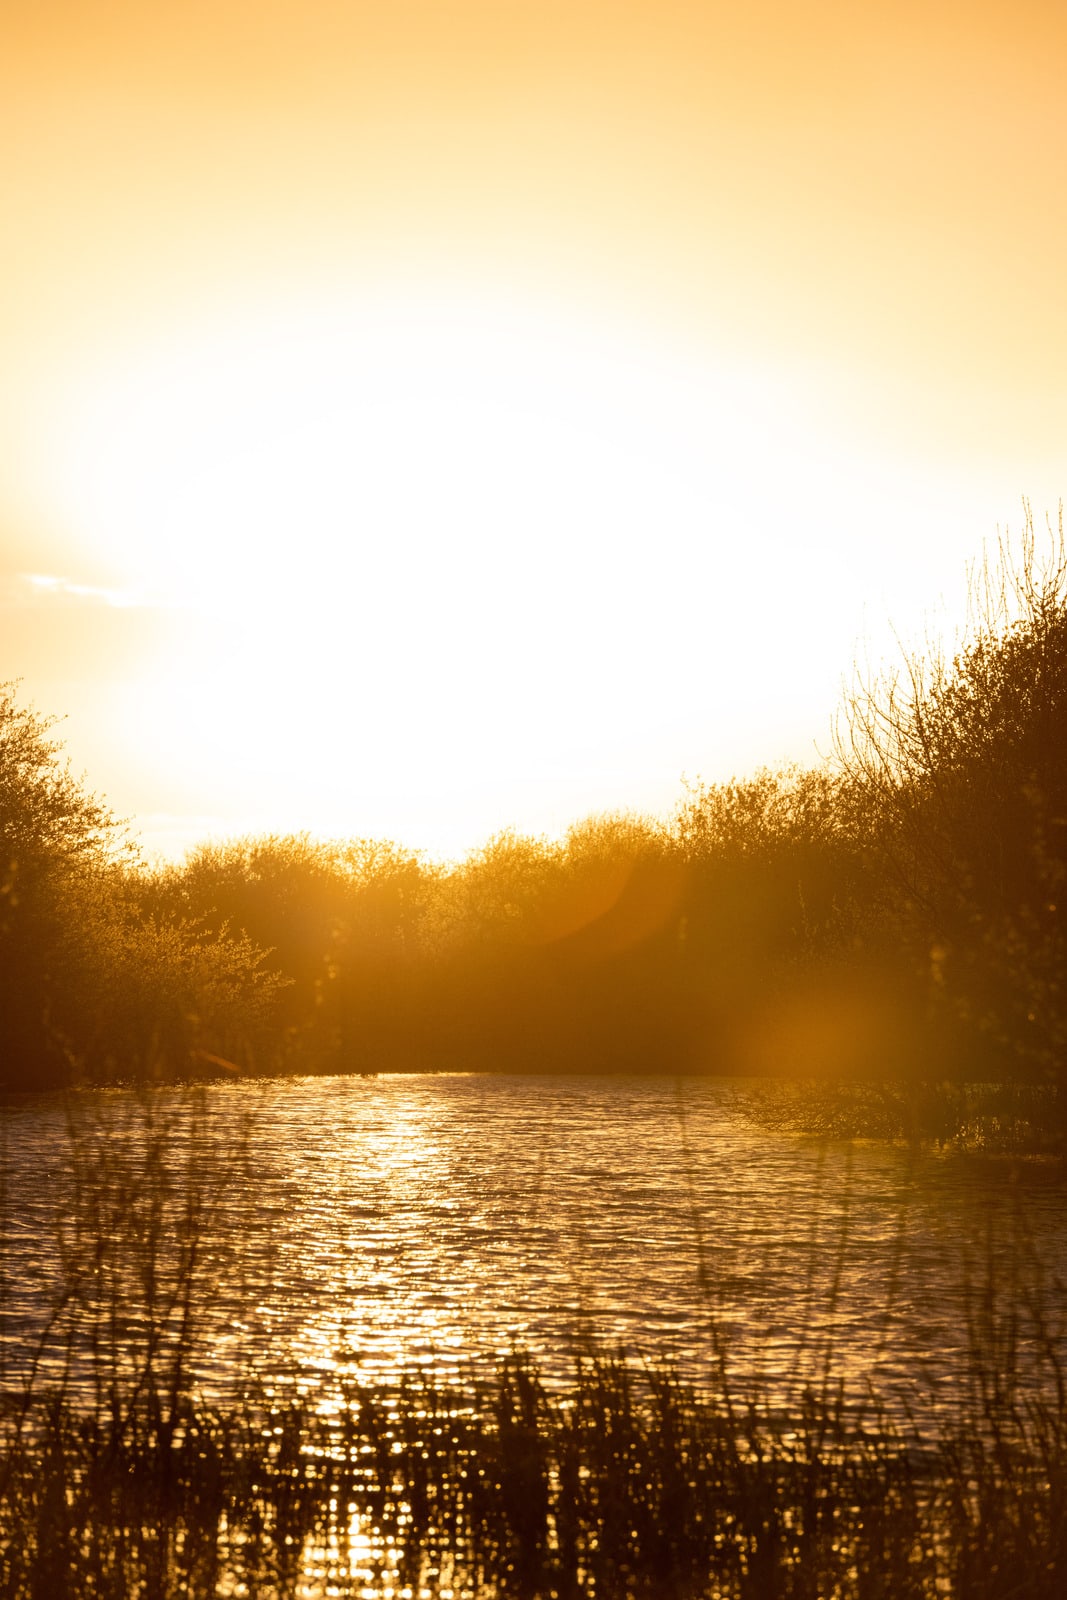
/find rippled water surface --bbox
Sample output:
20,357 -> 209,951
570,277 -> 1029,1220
3,1073 -> 1065,1425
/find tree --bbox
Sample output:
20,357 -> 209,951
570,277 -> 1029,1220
0,683 -> 120,1084
837,508 -> 1067,1085
0,684 -> 284,1087
55,868 -> 286,1081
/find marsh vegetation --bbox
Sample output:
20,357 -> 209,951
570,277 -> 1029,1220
2,1079 -> 1067,1598
5,1341 -> 1067,1599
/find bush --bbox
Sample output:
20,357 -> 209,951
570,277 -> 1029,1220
0,684 -> 119,1085
0,685 -> 283,1088
838,507 -> 1067,1088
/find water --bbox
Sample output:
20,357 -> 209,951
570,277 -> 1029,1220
2,1073 -> 1065,1430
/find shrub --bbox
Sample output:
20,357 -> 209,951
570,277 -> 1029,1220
838,506 -> 1067,1088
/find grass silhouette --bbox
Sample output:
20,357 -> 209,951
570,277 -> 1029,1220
3,1086 -> 1067,1597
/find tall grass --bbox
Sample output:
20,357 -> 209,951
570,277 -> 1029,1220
3,1090 -> 1067,1597
3,1338 -> 1067,1598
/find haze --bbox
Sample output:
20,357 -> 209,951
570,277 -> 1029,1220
2,0 -> 1064,858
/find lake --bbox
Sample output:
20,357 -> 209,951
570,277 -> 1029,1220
2,1073 -> 1065,1432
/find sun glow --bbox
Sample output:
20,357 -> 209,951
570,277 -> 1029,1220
4,0 -> 1066,863
37,281 -> 1015,856
34,287 -> 808,847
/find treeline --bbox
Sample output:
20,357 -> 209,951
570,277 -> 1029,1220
2,513 -> 1064,1101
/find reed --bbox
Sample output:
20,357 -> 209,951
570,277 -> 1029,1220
2,1263 -> 1065,1593
3,1087 -> 1066,1598
3,1336 -> 1067,1599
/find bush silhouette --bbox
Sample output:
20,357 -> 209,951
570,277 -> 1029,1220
839,507 -> 1067,1087
0,684 -> 283,1088
0,683 -> 117,1084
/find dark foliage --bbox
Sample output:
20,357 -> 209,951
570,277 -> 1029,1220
838,508 -> 1067,1093
0,685 -> 284,1089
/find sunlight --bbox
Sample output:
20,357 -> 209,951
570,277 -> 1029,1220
57,286 -> 761,605
45,281 -> 942,851
6,5 -> 1067,1591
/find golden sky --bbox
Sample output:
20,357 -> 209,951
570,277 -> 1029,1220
2,1 -> 1065,856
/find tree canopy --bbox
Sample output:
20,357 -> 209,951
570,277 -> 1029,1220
0,684 -> 282,1089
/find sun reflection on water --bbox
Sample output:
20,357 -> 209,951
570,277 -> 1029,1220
8,1073 -> 1066,1422
4,1074 -> 1067,1595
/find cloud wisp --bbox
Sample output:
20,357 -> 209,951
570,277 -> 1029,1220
17,573 -> 146,609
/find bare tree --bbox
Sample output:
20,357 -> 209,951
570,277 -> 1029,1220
836,506 -> 1067,1085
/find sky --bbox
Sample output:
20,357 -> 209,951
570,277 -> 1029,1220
2,0 -> 1065,860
